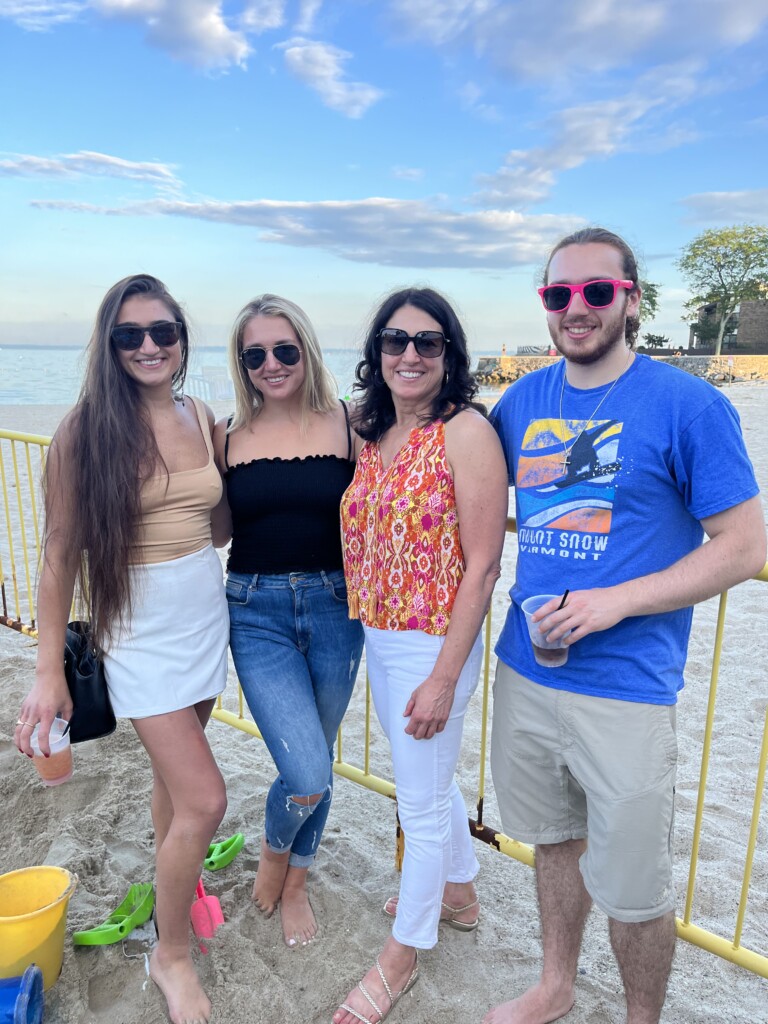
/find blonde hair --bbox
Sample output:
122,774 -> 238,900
227,294 -> 338,432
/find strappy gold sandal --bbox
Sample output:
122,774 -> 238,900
382,895 -> 480,932
440,898 -> 480,932
338,953 -> 419,1023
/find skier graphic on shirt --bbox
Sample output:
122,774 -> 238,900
555,420 -> 622,489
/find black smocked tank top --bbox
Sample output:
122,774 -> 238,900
225,401 -> 354,574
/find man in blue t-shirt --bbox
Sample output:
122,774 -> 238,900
484,227 -> 766,1024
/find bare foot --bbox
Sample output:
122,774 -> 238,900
252,836 -> 290,917
149,947 -> 211,1024
280,866 -> 317,948
482,982 -> 575,1024
333,938 -> 418,1024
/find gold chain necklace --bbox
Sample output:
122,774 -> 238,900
558,350 -> 632,470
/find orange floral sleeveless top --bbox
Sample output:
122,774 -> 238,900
341,420 -> 463,635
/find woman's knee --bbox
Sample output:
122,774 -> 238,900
290,790 -> 325,808
280,757 -> 333,802
396,791 -> 451,840
185,778 -> 227,831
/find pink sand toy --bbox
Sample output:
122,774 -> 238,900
190,881 -> 223,954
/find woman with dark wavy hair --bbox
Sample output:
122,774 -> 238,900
335,288 -> 508,1024
15,275 -> 229,1024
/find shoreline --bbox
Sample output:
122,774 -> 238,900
474,353 -> 768,387
1,391 -> 767,1024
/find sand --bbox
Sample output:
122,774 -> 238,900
1,387 -> 767,1024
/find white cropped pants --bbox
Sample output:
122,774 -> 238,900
364,625 -> 482,949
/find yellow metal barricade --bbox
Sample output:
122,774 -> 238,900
0,429 -> 48,636
2,426 -> 767,979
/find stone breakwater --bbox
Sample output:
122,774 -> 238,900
474,354 -> 768,387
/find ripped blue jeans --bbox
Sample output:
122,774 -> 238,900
226,569 -> 364,867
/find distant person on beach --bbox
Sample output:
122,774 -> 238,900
212,295 -> 363,948
335,288 -> 508,1024
14,275 -> 229,1024
485,227 -> 766,1024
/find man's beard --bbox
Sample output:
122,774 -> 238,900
548,304 -> 628,365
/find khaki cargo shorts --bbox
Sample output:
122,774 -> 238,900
491,661 -> 677,923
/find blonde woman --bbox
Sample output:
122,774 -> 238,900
213,295 -> 363,949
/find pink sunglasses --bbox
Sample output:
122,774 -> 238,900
538,279 -> 635,312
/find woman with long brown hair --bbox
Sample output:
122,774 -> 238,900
14,275 -> 229,1024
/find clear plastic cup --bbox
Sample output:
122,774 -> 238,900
521,594 -> 570,668
29,720 -> 73,786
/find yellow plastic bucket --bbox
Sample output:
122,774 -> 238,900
0,866 -> 78,990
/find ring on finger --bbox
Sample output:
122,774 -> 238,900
17,720 -> 34,728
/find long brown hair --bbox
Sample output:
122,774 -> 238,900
46,274 -> 190,651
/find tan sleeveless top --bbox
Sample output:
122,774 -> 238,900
136,396 -> 222,564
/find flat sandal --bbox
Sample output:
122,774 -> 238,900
382,895 -> 480,932
338,953 -> 419,1024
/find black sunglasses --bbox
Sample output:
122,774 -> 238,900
111,321 -> 182,351
240,343 -> 302,371
377,328 -> 449,358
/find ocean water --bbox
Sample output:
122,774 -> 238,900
0,345 -> 501,405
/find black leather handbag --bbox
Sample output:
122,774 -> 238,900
64,621 -> 116,743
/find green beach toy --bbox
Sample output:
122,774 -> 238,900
204,832 -> 245,871
72,883 -> 154,946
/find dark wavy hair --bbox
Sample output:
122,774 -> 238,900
544,226 -> 641,348
352,287 -> 485,441
46,274 -> 190,652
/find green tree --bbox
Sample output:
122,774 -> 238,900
642,333 -> 670,349
639,280 -> 660,324
677,224 -> 768,355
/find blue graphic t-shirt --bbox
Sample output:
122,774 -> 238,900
490,354 -> 759,704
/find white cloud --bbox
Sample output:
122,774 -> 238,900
387,0 -> 492,47
681,189 -> 768,223
457,82 -> 501,122
0,150 -> 180,187
295,0 -> 322,34
473,95 -> 661,208
280,38 -> 384,117
91,0 -> 250,69
389,0 -> 768,80
472,66 -> 703,209
473,159 -> 556,209
0,1 -> 86,30
30,195 -> 584,269
392,166 -> 424,181
239,0 -> 286,32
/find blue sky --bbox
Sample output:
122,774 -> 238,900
1,0 -> 767,351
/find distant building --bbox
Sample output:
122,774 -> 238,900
516,344 -> 550,355
688,299 -> 768,353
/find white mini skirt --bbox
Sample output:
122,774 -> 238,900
102,544 -> 228,719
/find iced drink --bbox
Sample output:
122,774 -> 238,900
30,719 -> 73,786
521,594 -> 569,668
